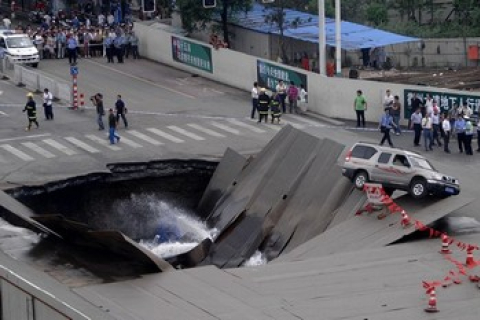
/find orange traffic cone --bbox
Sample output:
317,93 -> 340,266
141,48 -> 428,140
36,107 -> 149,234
400,210 -> 412,228
439,234 -> 452,254
466,247 -> 476,267
424,288 -> 439,313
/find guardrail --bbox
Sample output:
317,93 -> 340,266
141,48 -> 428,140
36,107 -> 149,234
0,58 -> 72,105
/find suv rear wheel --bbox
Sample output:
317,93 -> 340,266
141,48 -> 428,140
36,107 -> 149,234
409,178 -> 428,199
354,171 -> 369,190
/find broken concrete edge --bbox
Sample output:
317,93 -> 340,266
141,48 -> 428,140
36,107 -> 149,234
304,111 -> 345,126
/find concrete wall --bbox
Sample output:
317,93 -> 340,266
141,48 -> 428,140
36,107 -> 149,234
134,22 -> 480,124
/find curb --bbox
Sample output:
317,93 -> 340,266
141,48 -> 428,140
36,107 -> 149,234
303,111 -> 345,126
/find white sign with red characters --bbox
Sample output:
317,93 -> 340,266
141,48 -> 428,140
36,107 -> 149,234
364,183 -> 386,205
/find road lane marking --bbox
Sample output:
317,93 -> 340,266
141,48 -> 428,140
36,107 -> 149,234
22,142 -> 56,158
227,119 -> 266,133
167,126 -> 205,141
0,144 -> 34,161
210,122 -> 241,135
64,137 -> 100,153
116,136 -> 143,148
85,135 -> 122,151
127,130 -> 163,146
43,139 -> 78,155
281,119 -> 305,129
0,111 -> 8,116
187,123 -> 225,137
86,59 -> 196,99
284,115 -> 322,126
146,128 -> 184,143
0,133 -> 51,143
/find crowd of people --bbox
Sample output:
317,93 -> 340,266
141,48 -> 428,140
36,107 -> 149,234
4,12 -> 139,65
250,80 -> 308,124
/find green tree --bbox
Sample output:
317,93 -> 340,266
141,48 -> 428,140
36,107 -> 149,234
365,2 -> 388,26
176,0 -> 251,45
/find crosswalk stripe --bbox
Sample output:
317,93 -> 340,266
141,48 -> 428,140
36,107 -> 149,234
227,119 -> 266,133
210,122 -> 241,135
64,137 -> 100,153
0,144 -> 34,161
284,115 -> 321,126
43,139 -> 78,155
167,126 -> 205,141
116,136 -> 143,148
281,119 -> 305,129
187,123 -> 225,138
147,128 -> 184,143
85,134 -> 122,151
127,130 -> 163,146
260,123 -> 281,131
22,142 -> 56,158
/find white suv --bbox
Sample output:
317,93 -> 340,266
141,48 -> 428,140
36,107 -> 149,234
0,32 -> 39,67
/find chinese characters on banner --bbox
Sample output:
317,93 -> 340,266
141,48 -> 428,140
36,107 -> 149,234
171,36 -> 213,73
404,89 -> 480,119
257,60 -> 308,92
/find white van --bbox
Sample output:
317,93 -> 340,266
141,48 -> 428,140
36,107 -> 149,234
0,32 -> 40,67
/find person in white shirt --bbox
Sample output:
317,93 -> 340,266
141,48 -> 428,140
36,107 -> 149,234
98,13 -> 105,26
421,112 -> 433,151
442,114 -> 451,153
3,16 -> 11,29
250,82 -> 259,119
107,14 -> 115,26
431,107 -> 442,147
299,84 -> 308,113
383,89 -> 394,109
275,80 -> 287,113
43,88 -> 54,120
424,94 -> 433,116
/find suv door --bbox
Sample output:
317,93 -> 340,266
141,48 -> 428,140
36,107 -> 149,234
390,154 -> 414,186
370,152 -> 392,183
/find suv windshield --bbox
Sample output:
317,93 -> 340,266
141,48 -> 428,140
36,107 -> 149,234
6,37 -> 33,48
408,156 -> 435,171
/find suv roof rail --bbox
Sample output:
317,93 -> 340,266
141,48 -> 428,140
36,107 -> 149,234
353,141 -> 421,155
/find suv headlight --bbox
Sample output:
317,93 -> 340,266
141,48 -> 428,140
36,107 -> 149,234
431,173 -> 443,180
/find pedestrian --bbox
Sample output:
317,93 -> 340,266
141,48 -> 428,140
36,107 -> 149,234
390,95 -> 401,135
113,33 -> 124,63
23,92 -> 39,131
353,90 -> 367,128
66,34 -> 77,65
424,94 -> 433,117
115,94 -> 128,128
287,81 -> 299,114
43,88 -> 54,120
298,84 -> 308,113
105,35 -> 114,63
108,109 -> 121,144
92,93 -> 105,130
257,88 -> 270,123
270,93 -> 282,124
251,82 -> 258,119
409,93 -> 423,128
275,80 -> 287,113
431,107 -> 442,147
464,115 -> 474,155
379,107 -> 396,147
442,113 -> 451,153
422,112 -> 433,151
410,108 -> 422,147
383,89 -> 394,110
454,114 -> 466,153
129,31 -> 139,59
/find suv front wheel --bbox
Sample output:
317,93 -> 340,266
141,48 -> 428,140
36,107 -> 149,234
409,178 -> 428,199
354,171 -> 369,190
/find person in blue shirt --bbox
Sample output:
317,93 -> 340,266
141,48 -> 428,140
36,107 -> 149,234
454,114 -> 466,153
66,35 -> 77,64
113,34 -> 124,63
104,35 -> 114,63
379,107 -> 397,147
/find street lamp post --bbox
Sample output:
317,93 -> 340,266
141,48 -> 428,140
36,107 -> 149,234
318,0 -> 326,75
335,0 -> 341,75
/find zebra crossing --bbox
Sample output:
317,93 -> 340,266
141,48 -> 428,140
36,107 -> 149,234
0,116 -> 322,163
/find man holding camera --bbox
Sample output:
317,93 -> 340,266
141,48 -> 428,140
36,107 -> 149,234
91,93 -> 105,130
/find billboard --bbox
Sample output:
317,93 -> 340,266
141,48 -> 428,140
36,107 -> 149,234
171,36 -> 213,73
257,60 -> 308,92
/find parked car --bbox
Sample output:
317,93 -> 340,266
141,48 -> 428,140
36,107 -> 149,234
342,142 -> 460,199
0,32 -> 39,67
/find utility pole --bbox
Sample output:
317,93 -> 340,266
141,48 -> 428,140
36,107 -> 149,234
335,0 -> 341,75
318,0 -> 326,75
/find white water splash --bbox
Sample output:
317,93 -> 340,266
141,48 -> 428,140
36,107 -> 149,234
0,217 -> 41,244
446,217 -> 480,234
243,250 -> 267,267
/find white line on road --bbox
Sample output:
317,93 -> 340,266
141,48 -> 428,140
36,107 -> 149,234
281,119 -> 305,129
210,122 -> 241,135
259,123 -> 281,131
0,133 -> 51,143
85,135 -> 122,151
147,128 -> 185,143
116,136 -> 143,148
0,111 -> 8,116
167,126 -> 205,141
284,115 -> 323,127
186,123 -> 225,138
0,144 -> 34,161
21,142 -> 56,158
64,137 -> 100,153
43,139 -> 78,156
227,119 -> 266,133
127,130 -> 163,146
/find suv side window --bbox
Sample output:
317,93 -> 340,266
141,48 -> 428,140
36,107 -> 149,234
378,152 -> 391,164
393,154 -> 410,167
0,38 -> 5,48
351,145 -> 377,159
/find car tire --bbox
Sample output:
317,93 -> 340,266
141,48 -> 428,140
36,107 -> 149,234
353,171 -> 369,190
409,178 -> 428,199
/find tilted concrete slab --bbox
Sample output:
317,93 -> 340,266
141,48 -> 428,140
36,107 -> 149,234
278,194 -> 474,262
325,188 -> 366,230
